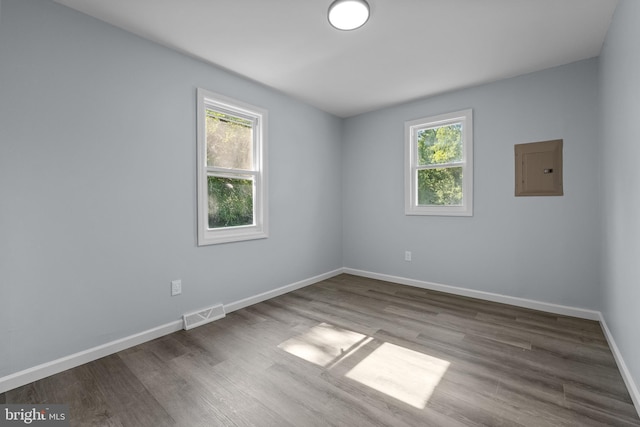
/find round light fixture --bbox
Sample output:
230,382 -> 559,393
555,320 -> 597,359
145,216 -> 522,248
328,0 -> 370,31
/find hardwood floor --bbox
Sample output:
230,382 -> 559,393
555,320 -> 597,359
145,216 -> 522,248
2,274 -> 639,426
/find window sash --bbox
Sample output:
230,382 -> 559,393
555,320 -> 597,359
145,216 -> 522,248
206,172 -> 257,230
204,106 -> 258,172
414,124 -> 465,167
206,167 -> 259,177
414,161 -> 464,170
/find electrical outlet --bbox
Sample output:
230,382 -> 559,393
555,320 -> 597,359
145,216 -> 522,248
405,251 -> 412,262
171,279 -> 182,296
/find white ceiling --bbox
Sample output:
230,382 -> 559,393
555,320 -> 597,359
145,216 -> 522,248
53,0 -> 617,118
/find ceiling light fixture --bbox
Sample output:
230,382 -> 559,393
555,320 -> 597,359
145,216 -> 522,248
328,0 -> 370,31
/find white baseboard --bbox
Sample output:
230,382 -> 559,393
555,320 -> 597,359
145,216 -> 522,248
598,315 -> 640,417
0,320 -> 183,394
0,268 -> 344,395
344,268 -> 601,320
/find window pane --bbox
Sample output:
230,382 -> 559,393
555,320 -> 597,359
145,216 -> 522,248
417,123 -> 462,166
207,176 -> 254,228
206,110 -> 253,170
417,167 -> 463,206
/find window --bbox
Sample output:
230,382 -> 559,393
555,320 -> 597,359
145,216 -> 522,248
405,109 -> 473,216
197,88 -> 268,245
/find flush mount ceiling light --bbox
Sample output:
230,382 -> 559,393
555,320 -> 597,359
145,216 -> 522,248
328,0 -> 370,31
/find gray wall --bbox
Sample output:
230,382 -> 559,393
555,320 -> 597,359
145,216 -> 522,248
599,0 -> 640,394
0,0 -> 343,377
342,59 -> 601,310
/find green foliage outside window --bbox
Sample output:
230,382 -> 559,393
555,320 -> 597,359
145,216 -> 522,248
208,176 -> 254,228
416,124 -> 463,205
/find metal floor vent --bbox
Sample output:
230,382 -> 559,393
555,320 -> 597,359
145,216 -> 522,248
183,304 -> 225,330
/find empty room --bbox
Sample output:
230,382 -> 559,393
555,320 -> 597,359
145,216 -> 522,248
1,0 -> 639,425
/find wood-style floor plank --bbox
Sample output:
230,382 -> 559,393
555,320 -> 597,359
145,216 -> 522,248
2,274 -> 638,426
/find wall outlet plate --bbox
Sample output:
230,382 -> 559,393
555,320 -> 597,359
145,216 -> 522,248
171,279 -> 182,296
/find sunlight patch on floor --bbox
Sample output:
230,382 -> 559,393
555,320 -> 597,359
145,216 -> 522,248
277,322 -> 369,367
278,323 -> 450,408
345,342 -> 450,409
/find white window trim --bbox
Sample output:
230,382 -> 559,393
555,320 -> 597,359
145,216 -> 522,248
404,109 -> 473,217
196,88 -> 268,245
